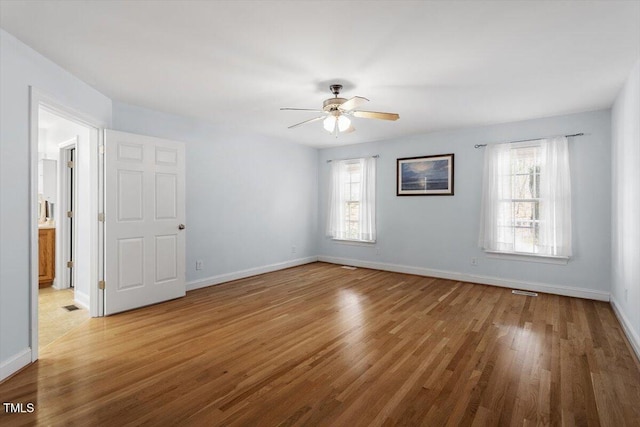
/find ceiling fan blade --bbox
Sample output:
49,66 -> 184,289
288,116 -> 325,129
352,110 -> 400,121
343,125 -> 356,134
280,108 -> 325,112
339,96 -> 369,112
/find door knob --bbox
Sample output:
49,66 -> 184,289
178,224 -> 185,230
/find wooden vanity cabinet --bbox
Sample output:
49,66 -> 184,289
39,227 -> 55,287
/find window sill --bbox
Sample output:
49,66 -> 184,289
331,238 -> 376,246
484,251 -> 569,265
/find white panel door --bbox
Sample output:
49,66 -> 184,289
104,130 -> 186,315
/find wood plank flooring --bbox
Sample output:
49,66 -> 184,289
38,287 -> 89,349
1,262 -> 639,426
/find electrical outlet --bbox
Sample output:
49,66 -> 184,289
471,258 -> 478,266
376,247 -> 381,255
196,260 -> 203,270
291,245 -> 296,254
625,288 -> 629,302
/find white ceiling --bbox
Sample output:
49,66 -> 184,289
2,1 -> 639,147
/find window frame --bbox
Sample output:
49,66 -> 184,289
499,143 -> 544,256
341,161 -> 362,242
479,136 -> 574,264
327,157 -> 376,244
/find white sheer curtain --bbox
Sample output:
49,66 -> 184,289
479,142 -> 513,252
539,136 -> 572,256
359,157 -> 377,242
326,160 -> 348,240
326,157 -> 376,242
479,136 -> 571,257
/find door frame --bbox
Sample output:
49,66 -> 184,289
29,87 -> 105,361
56,138 -> 78,291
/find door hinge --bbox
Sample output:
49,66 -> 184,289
67,160 -> 74,168
67,260 -> 74,268
67,211 -> 73,218
98,280 -> 105,290
98,212 -> 105,222
99,145 -> 105,155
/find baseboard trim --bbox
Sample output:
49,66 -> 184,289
0,348 -> 32,383
186,256 -> 319,291
610,297 -> 640,362
317,256 -> 610,302
74,290 -> 90,310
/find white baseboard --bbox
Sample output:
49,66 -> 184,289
74,290 -> 90,310
610,297 -> 640,362
186,256 -> 318,291
53,281 -> 71,291
0,348 -> 31,382
318,255 -> 610,302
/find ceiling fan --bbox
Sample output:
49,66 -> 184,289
281,84 -> 399,135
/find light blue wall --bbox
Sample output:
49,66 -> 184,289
112,102 -> 318,284
611,59 -> 640,355
0,29 -> 112,366
318,110 -> 612,295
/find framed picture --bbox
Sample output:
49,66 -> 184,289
397,153 -> 454,196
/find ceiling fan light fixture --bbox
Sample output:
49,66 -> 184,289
323,115 -> 336,132
323,114 -> 351,133
338,115 -> 351,132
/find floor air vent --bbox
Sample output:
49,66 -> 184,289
63,304 -> 80,311
341,266 -> 357,270
512,290 -> 538,297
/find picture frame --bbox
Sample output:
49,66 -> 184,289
397,153 -> 454,196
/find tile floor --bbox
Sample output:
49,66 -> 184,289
39,287 -> 89,349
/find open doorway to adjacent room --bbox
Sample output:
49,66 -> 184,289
36,107 -> 91,349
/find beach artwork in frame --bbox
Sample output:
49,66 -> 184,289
397,153 -> 454,196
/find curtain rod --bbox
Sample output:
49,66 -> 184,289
474,133 -> 584,149
326,155 -> 379,163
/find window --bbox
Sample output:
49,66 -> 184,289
326,157 -> 376,242
479,137 -> 572,258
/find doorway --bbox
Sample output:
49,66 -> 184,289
30,88 -> 104,361
29,90 -> 186,361
37,109 -> 89,350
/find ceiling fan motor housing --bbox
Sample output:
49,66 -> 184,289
323,97 -> 347,111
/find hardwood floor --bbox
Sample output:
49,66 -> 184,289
38,287 -> 89,349
1,262 -> 639,426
